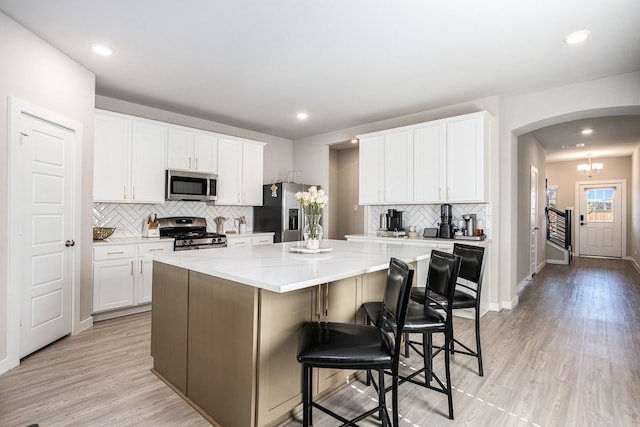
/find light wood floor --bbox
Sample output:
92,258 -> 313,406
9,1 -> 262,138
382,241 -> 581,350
1,257 -> 638,427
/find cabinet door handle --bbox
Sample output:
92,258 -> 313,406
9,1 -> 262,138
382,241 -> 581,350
147,248 -> 165,252
132,186 -> 136,200
439,187 -> 442,200
188,156 -> 192,169
106,251 -> 125,255
323,283 -> 329,317
123,185 -> 127,200
315,285 -> 321,321
195,158 -> 198,170
140,259 -> 143,274
130,261 -> 134,275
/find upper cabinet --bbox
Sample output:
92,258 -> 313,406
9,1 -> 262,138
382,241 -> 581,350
94,110 -> 166,203
217,138 -> 264,205
359,129 -> 413,204
358,111 -> 492,205
445,113 -> 489,203
167,127 -> 218,173
94,109 -> 267,205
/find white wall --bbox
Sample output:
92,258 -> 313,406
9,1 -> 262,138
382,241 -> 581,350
517,133 -> 546,284
631,144 -> 640,269
501,71 -> 640,309
0,12 -> 95,371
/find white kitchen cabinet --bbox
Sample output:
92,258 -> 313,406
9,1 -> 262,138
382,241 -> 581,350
93,240 -> 174,314
413,121 -> 446,203
93,113 -> 130,202
217,138 -> 264,205
94,110 -> 166,203
445,112 -> 489,203
359,111 -> 491,205
358,129 -> 413,205
166,127 -> 218,173
130,121 -> 167,203
93,245 -> 136,312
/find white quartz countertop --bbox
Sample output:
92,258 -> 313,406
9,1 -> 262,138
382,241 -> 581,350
147,239 -> 431,293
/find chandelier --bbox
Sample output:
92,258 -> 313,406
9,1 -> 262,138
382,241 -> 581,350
577,157 -> 603,178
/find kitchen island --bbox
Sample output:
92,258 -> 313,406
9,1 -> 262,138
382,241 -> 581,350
148,239 -> 431,426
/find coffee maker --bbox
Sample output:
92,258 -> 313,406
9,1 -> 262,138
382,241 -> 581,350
439,204 -> 454,239
462,213 -> 477,236
387,209 -> 404,231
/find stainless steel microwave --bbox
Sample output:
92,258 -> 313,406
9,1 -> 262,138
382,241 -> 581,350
166,169 -> 217,201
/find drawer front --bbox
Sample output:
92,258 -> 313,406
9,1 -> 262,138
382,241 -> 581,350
94,245 -> 136,261
252,235 -> 273,245
138,241 -> 174,256
227,236 -> 252,247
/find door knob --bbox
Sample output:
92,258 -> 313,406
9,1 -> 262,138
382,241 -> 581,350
65,240 -> 75,247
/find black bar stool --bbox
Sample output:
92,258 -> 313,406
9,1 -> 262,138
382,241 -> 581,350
410,243 -> 487,376
363,250 -> 461,419
297,257 -> 414,426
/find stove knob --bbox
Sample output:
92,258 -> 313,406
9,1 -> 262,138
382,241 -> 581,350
189,240 -> 194,245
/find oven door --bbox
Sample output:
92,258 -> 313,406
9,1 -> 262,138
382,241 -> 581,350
166,170 -> 217,201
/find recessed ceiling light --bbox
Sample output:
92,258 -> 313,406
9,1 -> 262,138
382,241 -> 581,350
561,145 -> 568,149
297,113 -> 308,120
91,44 -> 113,56
576,143 -> 585,147
563,30 -> 590,45
350,139 -> 358,144
581,128 -> 593,135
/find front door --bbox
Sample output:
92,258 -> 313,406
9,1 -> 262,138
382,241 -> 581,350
18,112 -> 74,357
578,182 -> 623,258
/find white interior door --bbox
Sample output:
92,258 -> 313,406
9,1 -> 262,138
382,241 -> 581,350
578,183 -> 623,258
19,113 -> 74,358
529,166 -> 538,277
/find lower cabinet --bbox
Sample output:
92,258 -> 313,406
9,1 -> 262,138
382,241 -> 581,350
93,240 -> 174,314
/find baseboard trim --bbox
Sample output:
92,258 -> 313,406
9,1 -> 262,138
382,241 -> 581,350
92,304 -> 151,322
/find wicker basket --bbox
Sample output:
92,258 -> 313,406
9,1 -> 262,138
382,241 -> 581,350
93,227 -> 116,240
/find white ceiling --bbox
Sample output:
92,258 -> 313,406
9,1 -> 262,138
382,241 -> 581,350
1,0 -> 639,159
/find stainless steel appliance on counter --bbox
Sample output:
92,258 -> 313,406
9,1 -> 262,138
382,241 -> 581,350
157,216 -> 227,250
439,203 -> 454,239
165,169 -> 217,201
253,182 -> 319,243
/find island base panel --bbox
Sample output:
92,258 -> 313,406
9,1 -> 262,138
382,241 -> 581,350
151,262 -> 188,394
188,272 -> 259,427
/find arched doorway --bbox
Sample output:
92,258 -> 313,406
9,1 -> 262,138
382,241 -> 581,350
496,72 -> 640,310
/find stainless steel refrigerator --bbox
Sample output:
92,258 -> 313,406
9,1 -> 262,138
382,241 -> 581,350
253,182 -> 319,243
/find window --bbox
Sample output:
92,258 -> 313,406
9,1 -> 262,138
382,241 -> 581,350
546,186 -> 558,209
586,188 -> 614,222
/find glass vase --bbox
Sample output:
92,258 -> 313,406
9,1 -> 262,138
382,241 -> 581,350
303,213 -> 323,249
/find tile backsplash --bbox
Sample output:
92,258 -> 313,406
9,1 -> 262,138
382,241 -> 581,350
367,204 -> 491,237
93,201 -> 254,237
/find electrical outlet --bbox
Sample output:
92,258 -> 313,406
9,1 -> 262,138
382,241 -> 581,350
353,205 -> 358,212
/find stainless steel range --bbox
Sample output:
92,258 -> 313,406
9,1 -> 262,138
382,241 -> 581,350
157,217 -> 227,251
